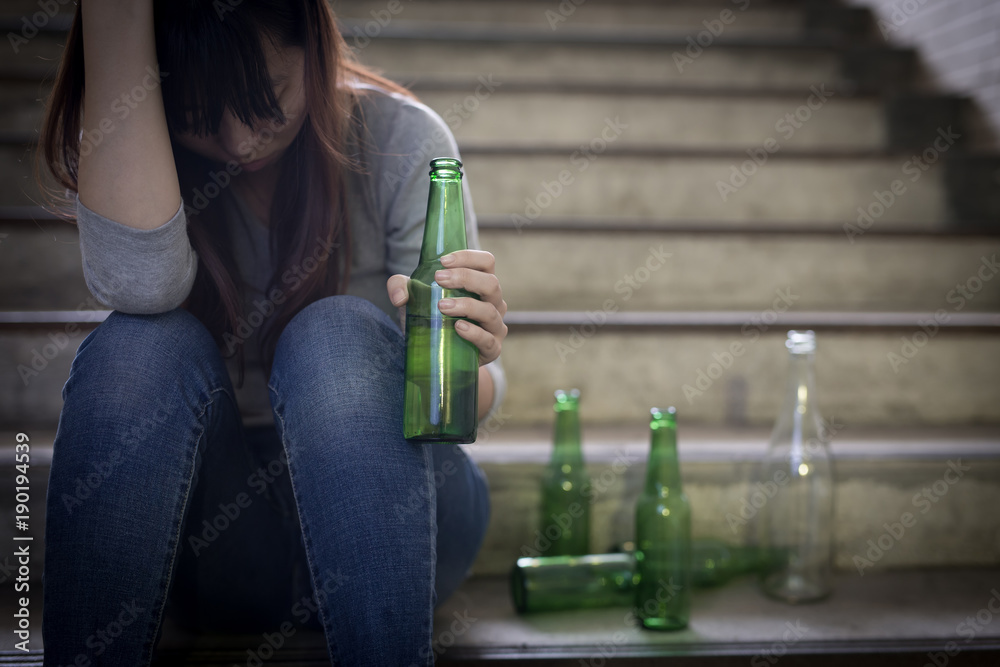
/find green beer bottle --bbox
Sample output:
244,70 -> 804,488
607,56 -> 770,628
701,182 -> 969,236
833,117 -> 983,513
510,541 -> 767,614
403,158 -> 480,443
635,407 -> 691,630
539,389 -> 590,556
510,553 -> 635,614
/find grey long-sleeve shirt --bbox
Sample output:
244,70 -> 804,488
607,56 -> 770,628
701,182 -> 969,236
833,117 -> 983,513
74,83 -> 507,429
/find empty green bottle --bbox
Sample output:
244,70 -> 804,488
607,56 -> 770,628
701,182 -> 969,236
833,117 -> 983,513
510,553 -> 635,614
635,407 -> 691,631
510,540 -> 767,614
403,158 -> 480,444
538,389 -> 590,556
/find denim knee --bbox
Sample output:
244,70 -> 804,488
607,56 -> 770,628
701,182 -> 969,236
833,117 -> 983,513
269,295 -> 404,404
63,307 -> 233,410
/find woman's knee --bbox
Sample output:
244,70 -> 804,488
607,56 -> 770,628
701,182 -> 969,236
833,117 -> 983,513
64,307 -> 230,403
271,295 -> 403,385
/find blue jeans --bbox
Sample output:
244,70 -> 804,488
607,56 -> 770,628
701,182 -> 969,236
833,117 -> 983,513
42,295 -> 491,666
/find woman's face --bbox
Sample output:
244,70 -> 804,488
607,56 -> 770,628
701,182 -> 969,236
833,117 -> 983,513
172,37 -> 308,173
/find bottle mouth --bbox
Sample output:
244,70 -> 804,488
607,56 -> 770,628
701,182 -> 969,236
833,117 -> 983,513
785,329 -> 817,354
650,406 -> 677,428
429,157 -> 463,179
554,388 -> 581,412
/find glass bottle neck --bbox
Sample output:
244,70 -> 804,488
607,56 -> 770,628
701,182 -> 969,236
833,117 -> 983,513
551,410 -> 583,463
645,428 -> 682,491
771,350 -> 826,451
419,178 -> 467,263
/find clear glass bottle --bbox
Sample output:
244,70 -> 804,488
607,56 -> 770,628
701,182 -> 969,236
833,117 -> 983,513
757,330 -> 834,603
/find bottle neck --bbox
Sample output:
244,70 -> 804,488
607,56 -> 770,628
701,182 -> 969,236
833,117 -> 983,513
419,178 -> 467,264
771,350 -> 826,451
551,410 -> 583,463
645,427 -> 682,492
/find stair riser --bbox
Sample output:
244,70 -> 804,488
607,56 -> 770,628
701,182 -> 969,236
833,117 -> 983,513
497,331 -> 1000,426
6,224 -> 997,312
474,457 -> 1000,576
335,2 -> 805,36
1,150 -> 960,224
418,90 -> 887,150
483,231 -> 1000,312
465,154 -> 951,225
6,455 -> 996,584
3,330 -> 998,429
362,41 -> 847,88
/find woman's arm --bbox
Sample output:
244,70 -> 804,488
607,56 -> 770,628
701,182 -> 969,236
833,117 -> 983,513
77,0 -> 181,229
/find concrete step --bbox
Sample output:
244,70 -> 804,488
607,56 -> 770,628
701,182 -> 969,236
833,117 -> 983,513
2,321 -> 998,428
8,143 -> 994,225
4,220 -> 998,314
481,229 -> 1000,313
4,427 -> 998,586
333,2 -> 860,41
356,36 -> 915,91
1,82 -> 975,154
418,88 -> 888,151
493,327 -> 1000,426
463,151 -> 971,227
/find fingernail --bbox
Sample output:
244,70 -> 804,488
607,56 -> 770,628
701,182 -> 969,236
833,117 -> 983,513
440,254 -> 456,266
456,320 -> 470,331
438,299 -> 455,309
391,289 -> 405,305
436,270 -> 451,281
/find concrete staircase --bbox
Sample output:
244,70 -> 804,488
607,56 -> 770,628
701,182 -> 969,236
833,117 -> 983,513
0,0 -> 998,663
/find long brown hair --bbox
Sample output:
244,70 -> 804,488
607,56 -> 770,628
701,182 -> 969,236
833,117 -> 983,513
37,0 -> 414,383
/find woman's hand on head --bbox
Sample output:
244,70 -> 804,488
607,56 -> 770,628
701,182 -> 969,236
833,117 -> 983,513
385,250 -> 508,366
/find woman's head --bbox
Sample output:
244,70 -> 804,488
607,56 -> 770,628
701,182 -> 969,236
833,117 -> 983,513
39,0 -> 413,380
155,0 -> 311,172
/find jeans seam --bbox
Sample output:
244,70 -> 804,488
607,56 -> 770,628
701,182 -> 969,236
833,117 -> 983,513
267,398 -> 341,663
140,386 -> 230,666
422,441 -> 437,667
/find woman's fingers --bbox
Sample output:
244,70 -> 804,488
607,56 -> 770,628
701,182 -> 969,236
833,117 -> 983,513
437,297 -> 507,337
452,318 -> 502,365
386,274 -> 409,306
434,267 -> 506,316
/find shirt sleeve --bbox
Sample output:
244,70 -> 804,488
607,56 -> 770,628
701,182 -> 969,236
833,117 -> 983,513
74,192 -> 198,314
371,91 -> 507,431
